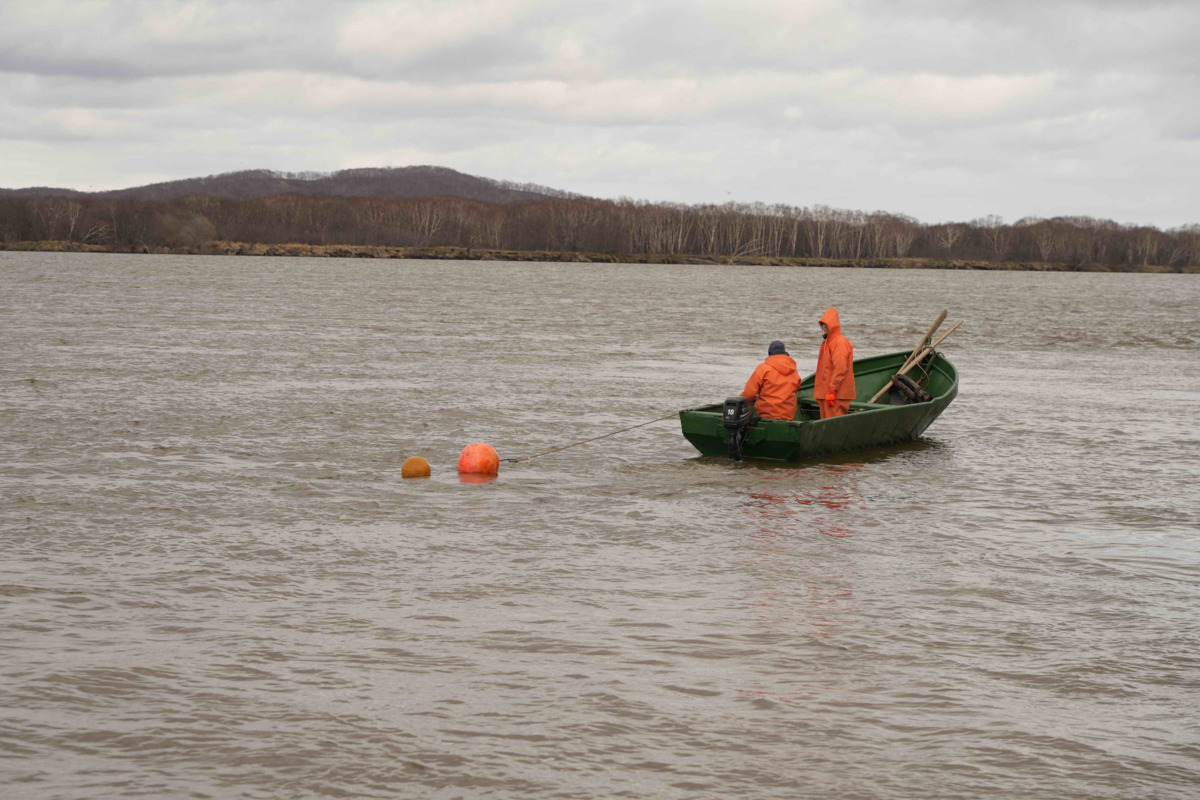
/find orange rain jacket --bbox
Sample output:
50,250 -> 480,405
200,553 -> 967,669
742,354 -> 801,420
815,307 -> 856,401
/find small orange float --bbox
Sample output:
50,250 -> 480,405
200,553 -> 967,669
401,456 -> 431,478
457,442 -> 500,475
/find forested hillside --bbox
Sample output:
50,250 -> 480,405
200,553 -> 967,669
1,170 -> 1196,271
0,166 -> 569,204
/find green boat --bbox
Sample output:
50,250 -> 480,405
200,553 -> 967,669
679,349 -> 958,461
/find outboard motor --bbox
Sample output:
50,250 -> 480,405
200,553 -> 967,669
722,396 -> 753,461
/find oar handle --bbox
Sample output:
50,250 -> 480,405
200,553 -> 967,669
918,310 -> 947,353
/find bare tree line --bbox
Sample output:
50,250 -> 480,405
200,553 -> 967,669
1,193 -> 1196,270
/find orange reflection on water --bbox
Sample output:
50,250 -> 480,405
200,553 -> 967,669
457,473 -> 498,485
738,463 -> 866,638
744,463 -> 865,538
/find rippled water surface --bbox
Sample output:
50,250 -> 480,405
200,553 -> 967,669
3,252 -> 1199,799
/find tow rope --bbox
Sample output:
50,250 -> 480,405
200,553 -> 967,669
501,412 -> 679,463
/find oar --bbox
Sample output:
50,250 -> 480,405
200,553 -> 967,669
889,310 -> 947,386
895,320 -> 961,379
866,311 -> 946,403
869,320 -> 963,403
918,309 -> 948,352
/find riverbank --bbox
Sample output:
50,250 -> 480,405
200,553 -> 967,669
2,239 -> 1194,273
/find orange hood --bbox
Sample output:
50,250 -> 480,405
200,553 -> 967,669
764,353 -> 798,377
819,307 -> 842,338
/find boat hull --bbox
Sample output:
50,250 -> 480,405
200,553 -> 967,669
679,350 -> 958,461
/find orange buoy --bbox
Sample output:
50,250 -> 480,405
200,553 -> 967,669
401,456 -> 432,478
457,442 -> 500,475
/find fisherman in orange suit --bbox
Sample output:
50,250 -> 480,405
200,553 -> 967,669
741,340 -> 801,420
814,308 -> 855,419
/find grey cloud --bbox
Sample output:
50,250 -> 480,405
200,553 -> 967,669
0,0 -> 1196,226
0,53 -> 149,80
0,2 -> 348,79
5,74 -> 180,111
0,2 -> 584,86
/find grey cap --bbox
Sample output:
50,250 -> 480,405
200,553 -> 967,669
768,340 -> 788,356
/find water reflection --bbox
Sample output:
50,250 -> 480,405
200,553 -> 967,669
744,463 -> 865,539
739,463 -> 866,639
457,473 -> 499,485
786,436 -> 947,469
733,464 -> 867,709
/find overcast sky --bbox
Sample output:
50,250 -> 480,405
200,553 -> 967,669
2,0 -> 1197,227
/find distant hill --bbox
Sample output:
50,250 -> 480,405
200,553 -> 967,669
0,166 -> 578,204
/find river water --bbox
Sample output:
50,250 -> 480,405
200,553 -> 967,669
2,252 -> 1198,799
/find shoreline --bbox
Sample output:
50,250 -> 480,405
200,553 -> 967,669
2,240 -> 1193,273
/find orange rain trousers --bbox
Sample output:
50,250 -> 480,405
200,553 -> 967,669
818,399 -> 852,419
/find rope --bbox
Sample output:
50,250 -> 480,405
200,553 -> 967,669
502,411 -> 679,463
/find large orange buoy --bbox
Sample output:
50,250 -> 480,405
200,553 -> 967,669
401,456 -> 431,478
457,442 -> 500,475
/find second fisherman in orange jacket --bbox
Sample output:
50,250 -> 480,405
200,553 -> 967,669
741,340 -> 801,420
814,308 -> 855,419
